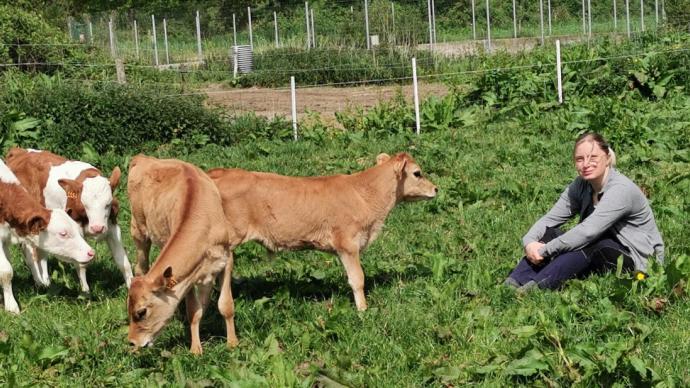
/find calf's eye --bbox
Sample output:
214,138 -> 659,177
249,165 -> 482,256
413,171 -> 422,178
135,308 -> 147,321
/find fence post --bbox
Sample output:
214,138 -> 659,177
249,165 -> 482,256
68,16 -> 73,40
431,0 -> 437,44
365,0 -> 371,49
412,58 -> 420,135
274,11 -> 279,47
556,40 -> 562,104
108,17 -> 117,58
232,13 -> 237,47
305,2 -> 311,49
548,0 -> 552,35
471,0 -> 476,40
89,20 -> 94,43
640,0 -> 645,32
581,0 -> 586,35
655,0 -> 658,27
626,0 -> 631,37
115,58 -> 126,84
152,15 -> 159,66
248,7 -> 254,49
587,0 -> 592,38
485,0 -> 491,51
290,76 -> 298,141
513,0 -> 517,39
163,18 -> 170,65
613,0 -> 618,30
427,0 -> 433,49
391,2 -> 396,45
540,0 -> 545,45
196,10 -> 203,62
310,8 -> 316,48
133,20 -> 139,59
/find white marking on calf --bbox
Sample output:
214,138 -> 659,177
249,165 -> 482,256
0,163 -> 19,184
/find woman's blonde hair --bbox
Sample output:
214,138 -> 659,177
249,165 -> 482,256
574,132 -> 617,168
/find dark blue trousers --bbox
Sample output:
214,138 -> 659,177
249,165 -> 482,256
508,227 -> 633,289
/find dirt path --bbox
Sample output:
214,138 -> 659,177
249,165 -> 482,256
203,83 -> 449,125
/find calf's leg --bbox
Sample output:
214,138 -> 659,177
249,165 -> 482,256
0,243 -> 19,314
186,282 -> 212,355
22,245 -> 50,287
218,252 -> 238,348
337,247 -> 367,311
130,224 -> 151,276
106,223 -> 133,287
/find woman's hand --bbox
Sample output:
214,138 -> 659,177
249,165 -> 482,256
525,242 -> 545,264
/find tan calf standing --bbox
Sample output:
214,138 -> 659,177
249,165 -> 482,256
207,152 -> 437,311
126,155 -> 236,354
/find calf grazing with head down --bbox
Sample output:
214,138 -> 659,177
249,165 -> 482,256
0,160 -> 94,314
206,152 -> 437,311
127,155 -> 236,354
5,148 -> 132,292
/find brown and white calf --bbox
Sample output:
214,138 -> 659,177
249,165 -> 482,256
127,155 -> 236,354
1,160 -> 94,314
5,148 -> 132,292
206,152 -> 437,311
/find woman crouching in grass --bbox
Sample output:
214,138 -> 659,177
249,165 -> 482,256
505,133 -> 665,291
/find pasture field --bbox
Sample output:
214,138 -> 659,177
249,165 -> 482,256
0,108 -> 688,386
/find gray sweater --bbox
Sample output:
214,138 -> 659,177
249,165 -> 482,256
522,168 -> 665,272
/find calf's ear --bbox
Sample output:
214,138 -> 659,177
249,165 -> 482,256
27,214 -> 49,234
109,197 -> 120,223
154,266 -> 178,291
58,179 -> 83,199
109,166 -> 121,191
376,153 -> 391,165
393,155 -> 408,179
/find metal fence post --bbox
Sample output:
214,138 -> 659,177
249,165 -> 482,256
587,0 -> 592,37
133,20 -> 139,59
196,10 -> 203,62
548,0 -> 552,35
163,18 -> 170,65
274,11 -> 279,47
512,0 -> 517,38
365,0 -> 371,49
485,0 -> 491,51
248,7 -> 254,49
640,0 -> 645,32
471,0 -> 477,40
556,40 -> 563,104
412,58 -> 420,135
626,0 -> 631,37
614,0 -> 618,30
291,76 -> 298,141
310,8 -> 315,48
108,17 -> 117,58
305,2 -> 311,49
152,15 -> 159,66
540,0 -> 545,45
232,13 -> 237,47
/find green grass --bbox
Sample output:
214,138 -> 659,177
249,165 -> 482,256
0,97 -> 687,385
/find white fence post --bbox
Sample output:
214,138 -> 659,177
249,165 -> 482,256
431,0 -> 437,44
232,13 -> 237,47
274,11 -> 279,47
133,20 -> 139,59
640,0 -> 645,32
68,17 -> 73,40
89,21 -> 94,43
248,7 -> 254,49
391,2 -> 396,44
556,40 -> 563,104
485,0 -> 491,51
291,76 -> 298,141
540,0 -> 545,45
412,58 -> 420,135
365,0 -> 371,49
108,17 -> 116,58
587,0 -> 592,38
196,10 -> 203,62
471,0 -> 477,40
613,0 -> 618,30
512,0 -> 517,38
548,0 -> 552,35
427,0 -> 433,48
163,18 -> 170,65
152,15 -> 159,66
626,0 -> 631,37
655,0 -> 659,27
581,0 -> 587,35
310,8 -> 316,48
305,2 -> 311,49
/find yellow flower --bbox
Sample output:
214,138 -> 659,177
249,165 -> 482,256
636,272 -> 646,281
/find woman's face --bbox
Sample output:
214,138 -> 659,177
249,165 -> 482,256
574,141 -> 609,183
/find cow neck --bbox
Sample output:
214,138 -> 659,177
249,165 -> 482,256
354,162 -> 401,217
145,172 -> 215,290
0,182 -> 50,237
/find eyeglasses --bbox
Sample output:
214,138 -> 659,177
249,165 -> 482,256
574,153 -> 606,166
